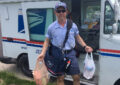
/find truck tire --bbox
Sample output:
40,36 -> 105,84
18,54 -> 33,77
114,79 -> 120,85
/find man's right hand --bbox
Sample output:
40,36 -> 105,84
37,53 -> 45,61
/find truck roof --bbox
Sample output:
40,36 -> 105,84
0,0 -> 58,3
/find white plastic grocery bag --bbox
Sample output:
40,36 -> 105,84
83,52 -> 95,79
33,60 -> 49,85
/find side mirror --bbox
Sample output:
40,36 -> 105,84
114,0 -> 120,21
112,0 -> 119,34
112,23 -> 118,34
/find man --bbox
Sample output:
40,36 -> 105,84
38,2 -> 93,85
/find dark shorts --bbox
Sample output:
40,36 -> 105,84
64,50 -> 80,75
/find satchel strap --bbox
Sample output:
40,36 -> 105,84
62,19 -> 73,48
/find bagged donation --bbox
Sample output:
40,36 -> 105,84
83,52 -> 95,79
33,60 -> 49,85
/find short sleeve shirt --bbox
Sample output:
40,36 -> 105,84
46,20 -> 79,50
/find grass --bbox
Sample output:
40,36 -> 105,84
0,71 -> 56,85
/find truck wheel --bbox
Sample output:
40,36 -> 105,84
18,54 -> 33,77
114,79 -> 120,85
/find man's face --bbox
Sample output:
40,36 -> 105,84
55,7 -> 67,20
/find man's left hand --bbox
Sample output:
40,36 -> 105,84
85,46 -> 93,52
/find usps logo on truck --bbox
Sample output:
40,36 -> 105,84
27,9 -> 46,35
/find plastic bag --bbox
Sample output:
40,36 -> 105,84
83,52 -> 95,79
33,60 -> 49,85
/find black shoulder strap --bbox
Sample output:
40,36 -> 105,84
62,19 -> 73,48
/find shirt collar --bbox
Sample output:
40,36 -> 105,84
55,20 -> 67,29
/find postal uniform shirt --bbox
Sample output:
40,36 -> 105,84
46,20 -> 79,50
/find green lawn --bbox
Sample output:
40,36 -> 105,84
0,71 -> 55,85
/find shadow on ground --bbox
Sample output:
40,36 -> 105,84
49,76 -> 85,85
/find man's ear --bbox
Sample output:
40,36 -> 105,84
66,10 -> 69,14
54,10 -> 57,15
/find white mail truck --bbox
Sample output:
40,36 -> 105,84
0,0 -> 120,85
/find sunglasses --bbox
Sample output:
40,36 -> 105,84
56,9 -> 66,13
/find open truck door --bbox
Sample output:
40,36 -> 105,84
21,1 -> 58,77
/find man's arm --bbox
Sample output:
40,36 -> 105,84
75,35 -> 93,52
75,35 -> 86,47
37,37 -> 50,61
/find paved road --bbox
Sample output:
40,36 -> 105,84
0,61 -> 33,81
0,61 -> 85,85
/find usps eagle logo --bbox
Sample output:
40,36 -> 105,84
18,9 -> 46,35
27,12 -> 44,29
